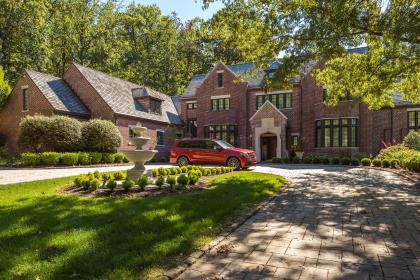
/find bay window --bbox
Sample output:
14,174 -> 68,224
316,118 -> 358,148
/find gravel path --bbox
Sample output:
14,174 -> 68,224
176,164 -> 420,280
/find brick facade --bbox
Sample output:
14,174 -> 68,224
181,62 -> 419,159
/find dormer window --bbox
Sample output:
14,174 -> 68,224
217,71 -> 224,88
150,98 -> 162,115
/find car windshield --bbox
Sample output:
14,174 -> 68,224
215,140 -> 234,149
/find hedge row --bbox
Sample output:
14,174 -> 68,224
272,156 -> 361,166
150,165 -> 232,177
21,152 -> 128,166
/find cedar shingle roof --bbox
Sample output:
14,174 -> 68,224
26,70 -> 89,116
73,63 -> 182,125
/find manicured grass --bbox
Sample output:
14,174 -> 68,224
0,171 -> 286,279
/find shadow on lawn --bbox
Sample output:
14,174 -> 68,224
235,168 -> 419,279
0,174 -> 283,279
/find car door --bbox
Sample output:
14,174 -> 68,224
204,140 -> 226,164
189,140 -> 208,163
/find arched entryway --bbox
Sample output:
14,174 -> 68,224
260,133 -> 277,161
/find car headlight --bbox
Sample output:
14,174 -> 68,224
240,152 -> 249,157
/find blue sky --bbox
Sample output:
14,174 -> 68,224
122,0 -> 224,21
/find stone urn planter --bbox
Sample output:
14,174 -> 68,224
295,151 -> 304,160
121,124 -> 157,180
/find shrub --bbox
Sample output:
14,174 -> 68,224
102,173 -> 111,182
372,159 -> 381,167
82,119 -> 121,152
78,152 -> 90,165
177,174 -> 189,188
188,174 -> 198,185
45,115 -> 82,152
302,156 -> 312,164
312,156 -> 321,164
81,178 -> 91,190
151,169 -> 159,177
187,166 -> 194,171
282,157 -> 290,164
113,171 -> 125,180
21,153 -> 40,166
0,133 -> 6,147
350,158 -> 360,166
122,178 -> 135,191
89,152 -> 102,164
102,153 -> 115,164
272,157 -> 282,163
61,153 -> 79,166
18,115 -> 51,152
176,167 -> 182,174
361,158 -> 371,166
376,145 -> 412,161
202,169 -> 209,176
137,175 -> 148,191
160,157 -> 167,162
401,156 -> 420,172
155,175 -> 165,188
169,168 -> 177,175
114,153 -> 125,163
39,152 -> 60,165
158,167 -> 168,176
341,157 -> 351,165
390,159 -> 399,168
382,159 -> 391,168
90,179 -> 100,190
93,170 -> 102,180
106,179 -> 117,191
321,157 -> 330,164
166,176 -> 176,189
331,157 -> 340,165
180,166 -> 188,173
74,176 -> 83,187
402,131 -> 420,151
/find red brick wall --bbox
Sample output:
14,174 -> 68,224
0,73 -> 55,152
63,64 -> 115,121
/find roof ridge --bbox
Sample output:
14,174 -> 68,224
25,69 -> 62,80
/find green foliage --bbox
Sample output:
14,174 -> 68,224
102,173 -> 111,182
114,153 -> 125,163
177,174 -> 189,188
78,152 -> 90,165
151,169 -> 159,177
21,153 -> 40,166
18,115 -> 51,152
166,176 -> 176,189
350,158 -> 360,166
39,152 -> 60,166
155,175 -> 165,188
402,131 -> 420,151
45,116 -> 82,152
0,66 -> 11,109
90,179 -> 100,190
341,157 -> 351,165
361,158 -> 371,166
89,152 -> 102,165
188,174 -> 199,185
61,153 -> 79,166
331,157 -> 340,165
372,159 -> 382,167
81,178 -> 91,190
320,157 -> 330,165
390,159 -> 399,168
93,171 -> 101,180
82,119 -> 121,152
137,175 -> 149,191
157,167 -> 168,176
376,145 -> 415,163
113,171 -> 125,181
169,168 -> 177,175
122,178 -> 135,191
180,166 -> 188,173
402,157 -> 420,172
102,153 -> 115,164
74,176 -> 83,188
382,159 -> 391,168
106,179 -> 117,191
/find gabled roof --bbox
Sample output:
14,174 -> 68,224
182,62 -> 278,99
132,87 -> 165,101
72,63 -> 182,125
249,100 -> 288,121
26,70 -> 89,116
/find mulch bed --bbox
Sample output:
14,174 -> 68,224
61,176 -> 218,198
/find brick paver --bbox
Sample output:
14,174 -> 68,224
177,165 -> 419,279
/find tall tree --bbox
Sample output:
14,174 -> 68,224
0,66 -> 11,109
203,0 -> 420,109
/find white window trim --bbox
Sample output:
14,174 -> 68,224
407,108 -> 420,111
156,129 -> 165,146
211,94 -> 230,99
186,100 -> 197,104
216,70 -> 224,73
255,90 -> 292,96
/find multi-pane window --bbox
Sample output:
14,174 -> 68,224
150,99 -> 162,114
22,88 -> 29,111
187,102 -> 197,109
204,125 -> 237,146
408,111 -> 419,131
217,72 -> 223,88
186,120 -> 197,137
211,98 -> 230,111
156,131 -> 164,145
316,118 -> 358,148
256,93 -> 292,110
292,135 -> 299,147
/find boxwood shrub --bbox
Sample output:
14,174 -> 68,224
82,119 -> 121,152
361,158 -> 371,166
78,152 -> 90,165
372,159 -> 381,167
350,158 -> 360,166
102,153 -> 115,164
381,159 -> 391,168
390,159 -> 399,168
39,152 -> 60,165
177,174 -> 189,188
89,152 -> 102,164
341,157 -> 351,165
331,157 -> 340,165
21,153 -> 40,166
114,153 -> 125,163
61,153 -> 79,166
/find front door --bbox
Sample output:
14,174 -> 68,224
260,134 -> 277,161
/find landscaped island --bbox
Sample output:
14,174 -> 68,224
0,170 -> 286,279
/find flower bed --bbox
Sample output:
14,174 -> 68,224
64,165 -> 234,197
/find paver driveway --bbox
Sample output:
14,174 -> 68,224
178,165 -> 420,280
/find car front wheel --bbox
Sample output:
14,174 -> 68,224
227,157 -> 241,170
177,156 -> 189,167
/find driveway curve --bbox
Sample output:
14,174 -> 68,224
177,164 -> 420,280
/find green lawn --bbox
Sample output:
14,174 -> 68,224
0,171 -> 286,280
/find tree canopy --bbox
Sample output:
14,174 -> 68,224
203,0 -> 420,109
0,66 -> 11,109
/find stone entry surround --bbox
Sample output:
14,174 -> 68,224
176,166 -> 419,279
250,101 -> 288,162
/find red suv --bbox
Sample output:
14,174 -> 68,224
170,139 -> 257,169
